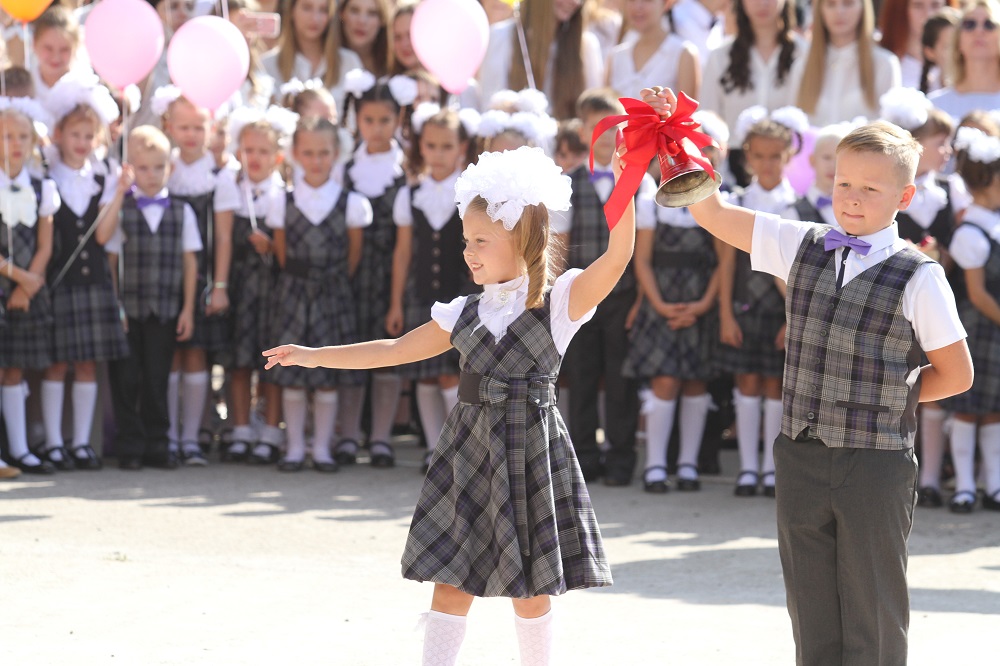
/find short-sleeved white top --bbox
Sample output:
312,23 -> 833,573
47,157 -> 118,217
0,168 -> 60,219
213,170 -> 286,224
950,204 -> 1000,270
266,177 -> 373,229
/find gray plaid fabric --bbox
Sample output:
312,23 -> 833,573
793,198 -> 823,224
783,224 -> 928,450
267,191 -> 364,389
225,215 -> 276,370
717,248 -> 786,376
175,192 -> 230,352
948,223 -> 1000,414
566,166 -> 634,295
402,294 -> 612,598
896,176 -> 955,247
623,223 -> 717,380
119,197 -> 185,322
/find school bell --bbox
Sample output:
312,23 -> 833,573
653,135 -> 721,209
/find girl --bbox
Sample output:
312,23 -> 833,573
156,88 -> 240,466
339,0 -> 393,77
0,98 -> 60,475
623,160 -> 720,493
30,6 -> 89,109
261,0 -> 363,114
719,106 -> 805,497
38,76 -> 130,472
266,117 -> 372,472
390,0 -> 420,74
700,0 -> 803,186
929,0 -> 1000,122
946,125 -> 1000,513
878,0 -> 955,89
386,105 -> 475,473
332,70 -> 414,468
265,144 -> 623,666
214,106 -> 298,464
792,0 -> 900,126
919,8 -> 960,94
606,0 -> 700,103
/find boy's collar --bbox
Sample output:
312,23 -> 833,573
832,220 -> 898,255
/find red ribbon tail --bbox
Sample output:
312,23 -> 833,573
604,163 -> 643,231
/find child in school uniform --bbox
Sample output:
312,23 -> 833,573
0,97 -> 59,477
644,87 -> 972,664
265,117 -> 372,472
38,75 -> 129,471
945,126 -> 1000,513
265,144 -> 621,666
104,126 -> 200,471
786,123 -> 851,225
331,69 -> 416,468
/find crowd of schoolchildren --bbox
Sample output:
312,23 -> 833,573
1,0 -> 999,514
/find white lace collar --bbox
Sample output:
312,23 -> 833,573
346,140 -> 405,198
412,169 -> 461,229
476,275 -> 530,343
169,150 -> 218,196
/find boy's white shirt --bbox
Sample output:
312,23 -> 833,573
392,169 -> 462,232
750,211 -> 966,353
103,190 -> 203,254
950,204 -> 1000,270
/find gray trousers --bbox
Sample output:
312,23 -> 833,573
774,433 -> 918,666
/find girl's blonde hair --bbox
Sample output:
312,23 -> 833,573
948,0 -> 1000,88
797,0 -> 877,115
276,0 -> 344,89
33,5 -> 81,47
55,104 -> 108,152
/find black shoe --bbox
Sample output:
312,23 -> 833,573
312,459 -> 339,473
36,446 -> 75,471
642,466 -> 669,494
675,463 -> 701,491
333,439 -> 360,466
917,486 -> 943,508
250,443 -> 280,465
118,456 -> 143,471
369,441 -> 395,468
278,457 -> 305,472
579,461 -> 605,483
734,471 -> 758,497
143,450 -> 179,470
70,445 -> 103,470
949,490 -> 976,514
220,440 -> 251,463
603,470 -> 632,487
14,454 -> 56,475
982,490 -> 1000,511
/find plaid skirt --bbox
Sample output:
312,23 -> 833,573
51,282 -> 129,364
225,254 -> 275,370
716,304 -> 786,377
401,387 -> 613,598
0,287 -> 53,369
623,305 -> 717,380
352,226 -> 394,343
947,300 -> 1000,414
177,277 -> 232,353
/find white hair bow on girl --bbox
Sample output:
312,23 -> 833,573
0,95 -> 54,132
226,105 -> 300,153
477,109 -> 557,147
954,126 -> 1000,164
343,69 -> 419,107
411,102 -> 481,136
487,88 -> 551,115
46,73 -> 120,127
879,87 -> 933,132
343,68 -> 377,98
278,78 -> 325,99
733,105 -> 810,146
150,84 -> 183,117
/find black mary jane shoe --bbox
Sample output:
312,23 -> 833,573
69,445 -> 103,471
917,486 -> 943,508
15,454 -> 56,475
675,463 -> 701,491
277,457 -> 305,472
220,440 -> 251,463
333,439 -> 360,466
642,466 -> 670,494
37,446 -> 76,471
761,471 -> 776,498
949,490 -> 977,514
312,459 -> 339,473
250,443 -> 281,465
982,490 -> 1000,512
734,471 -> 758,497
369,441 -> 396,468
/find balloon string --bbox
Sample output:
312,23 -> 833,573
22,21 -> 31,75
513,2 -> 535,91
219,0 -> 229,22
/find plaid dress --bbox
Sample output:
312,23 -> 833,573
267,190 -> 364,389
623,219 -> 717,380
174,191 -> 231,352
402,294 -> 613,598
226,213 -> 277,370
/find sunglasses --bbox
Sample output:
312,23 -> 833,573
960,18 -> 999,31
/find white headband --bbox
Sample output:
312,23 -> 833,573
0,96 -> 53,131
46,73 -> 120,127
343,68 -> 419,108
733,105 -> 810,146
227,105 -> 300,153
879,87 -> 933,132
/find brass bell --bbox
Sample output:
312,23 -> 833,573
654,136 -> 721,208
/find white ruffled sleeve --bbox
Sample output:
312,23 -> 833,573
550,268 -> 597,355
39,178 -> 61,218
346,192 -> 374,228
430,295 -> 469,333
393,186 -> 413,227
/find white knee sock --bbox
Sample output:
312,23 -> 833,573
180,371 -> 210,444
312,390 -> 338,463
72,381 -> 99,447
950,420 -> 978,495
515,610 -> 553,666
762,398 -> 783,481
2,384 -> 39,464
167,370 -> 180,443
422,610 -> 467,666
735,391 -> 762,476
41,379 -> 65,448
918,406 -> 947,489
978,423 -> 1000,496
642,395 -> 676,483
337,384 -> 365,442
282,388 -> 308,462
441,385 -> 458,415
678,393 -> 711,475
417,383 -> 446,452
370,373 -> 401,443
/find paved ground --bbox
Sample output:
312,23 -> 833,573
2,444 -> 998,665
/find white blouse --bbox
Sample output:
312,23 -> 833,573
393,170 -> 462,231
334,140 -> 405,199
0,168 -> 60,219
950,204 -> 1000,270
430,269 -> 596,356
928,87 -> 1000,123
260,47 -> 364,114
213,170 -> 286,223
48,157 -> 117,217
168,151 -> 238,201
266,177 -> 373,229
672,0 -> 726,66
607,33 -> 695,99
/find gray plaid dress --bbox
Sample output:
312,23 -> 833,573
401,294 -> 613,598
623,220 -> 717,380
226,214 -> 277,370
717,249 -> 786,376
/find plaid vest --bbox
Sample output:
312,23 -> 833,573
567,166 -> 634,295
120,197 -> 186,321
782,225 -> 929,450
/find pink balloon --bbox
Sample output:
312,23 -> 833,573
787,126 -> 818,195
410,0 -> 488,94
167,16 -> 249,111
84,0 -> 164,88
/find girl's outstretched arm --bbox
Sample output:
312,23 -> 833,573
264,320 -> 453,370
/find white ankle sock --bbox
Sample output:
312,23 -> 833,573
918,406 -> 947,489
41,379 -> 65,448
735,391 -> 762,475
978,423 -> 1000,496
71,381 -> 98,447
422,610 -> 467,666
312,390 -> 338,463
180,371 -> 210,444
230,424 -> 255,455
253,424 -> 284,459
167,370 -> 180,443
282,388 -> 308,461
370,373 -> 401,442
515,610 -> 553,666
762,398 -> 782,481
441,385 -> 458,414
642,395 -> 676,483
337,384 -> 365,442
950,420 -> 978,495
417,383 -> 447,452
678,393 -> 711,473
2,384 -> 38,464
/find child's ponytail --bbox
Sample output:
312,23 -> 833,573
514,204 -> 554,310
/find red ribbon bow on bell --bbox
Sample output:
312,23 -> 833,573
589,92 -> 716,230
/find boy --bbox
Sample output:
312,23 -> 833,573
644,87 -> 973,664
787,123 -> 848,225
104,126 -> 200,470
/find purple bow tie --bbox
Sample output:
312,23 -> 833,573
135,194 -> 171,210
816,195 -> 833,209
824,229 -> 871,256
590,169 -> 614,184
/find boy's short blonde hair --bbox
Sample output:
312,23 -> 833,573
128,125 -> 171,160
836,120 -> 922,185
575,87 -> 625,119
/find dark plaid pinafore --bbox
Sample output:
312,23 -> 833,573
267,190 -> 363,389
174,191 -> 231,352
48,175 -> 128,363
0,177 -> 53,369
402,294 -> 613,598
623,216 -> 717,380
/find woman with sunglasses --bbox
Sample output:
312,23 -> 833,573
929,0 -> 1000,121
